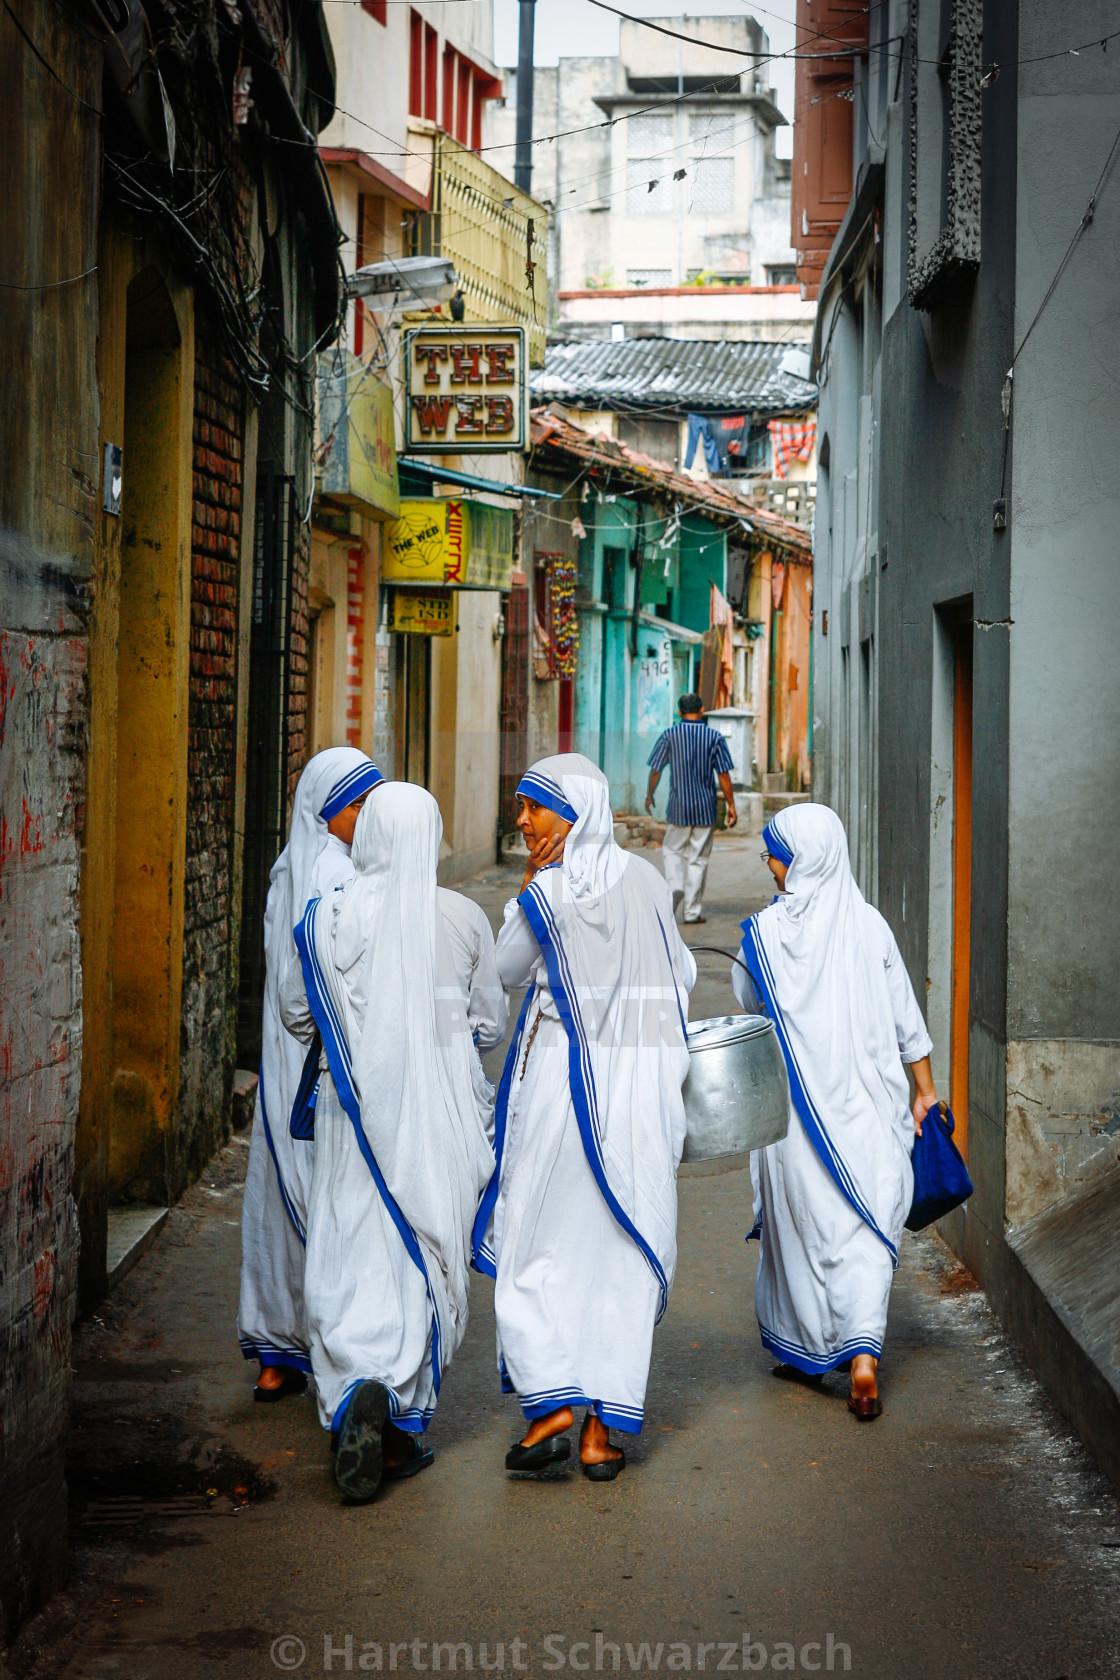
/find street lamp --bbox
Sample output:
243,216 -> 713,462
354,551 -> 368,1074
343,256 -> 459,314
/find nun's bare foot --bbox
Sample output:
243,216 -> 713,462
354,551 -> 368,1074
579,1412 -> 623,1466
257,1365 -> 285,1392
520,1406 -> 574,1448
849,1354 -> 879,1401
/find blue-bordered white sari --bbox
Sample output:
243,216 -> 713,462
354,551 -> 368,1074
288,783 -> 496,1431
485,754 -> 695,1433
237,747 -> 382,1375
736,804 -> 932,1374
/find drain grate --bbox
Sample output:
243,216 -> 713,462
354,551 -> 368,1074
84,1494 -> 210,1528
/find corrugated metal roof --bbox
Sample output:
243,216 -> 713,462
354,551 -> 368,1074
528,409 -> 812,559
532,339 -> 816,417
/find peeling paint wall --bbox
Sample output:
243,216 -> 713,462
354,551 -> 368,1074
0,0 -> 100,1639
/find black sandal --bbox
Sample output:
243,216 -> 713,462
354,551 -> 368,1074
334,1380 -> 391,1502
505,1436 -> 572,1472
254,1367 -> 308,1403
382,1439 -> 435,1482
582,1449 -> 626,1482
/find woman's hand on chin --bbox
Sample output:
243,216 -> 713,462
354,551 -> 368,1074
521,830 -> 566,893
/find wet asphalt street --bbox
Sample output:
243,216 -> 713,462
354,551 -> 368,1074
20,837 -> 1120,1680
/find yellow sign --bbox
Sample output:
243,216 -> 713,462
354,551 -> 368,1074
387,590 -> 454,636
384,501 -> 449,583
404,327 -> 527,454
383,499 -> 515,590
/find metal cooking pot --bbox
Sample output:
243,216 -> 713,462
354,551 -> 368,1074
681,1014 -> 790,1169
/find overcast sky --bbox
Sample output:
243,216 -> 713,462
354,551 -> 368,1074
491,0 -> 799,156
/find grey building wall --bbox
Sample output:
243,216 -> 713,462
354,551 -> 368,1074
810,0 -> 1120,1485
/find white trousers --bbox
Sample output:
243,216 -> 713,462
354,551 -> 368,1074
661,824 -> 714,921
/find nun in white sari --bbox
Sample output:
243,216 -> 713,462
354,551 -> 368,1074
237,747 -> 383,1398
282,782 -> 502,1501
482,754 -> 695,1479
734,804 -> 938,1419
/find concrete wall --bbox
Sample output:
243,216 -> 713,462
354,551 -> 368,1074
1003,1 -> 1120,1223
0,0 -> 99,1638
808,0 -> 1120,1481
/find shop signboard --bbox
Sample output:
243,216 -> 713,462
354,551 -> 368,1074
387,589 -> 455,636
383,499 -> 515,590
404,326 -> 527,454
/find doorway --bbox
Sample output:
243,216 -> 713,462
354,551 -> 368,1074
950,617 -> 973,1157
236,462 -> 296,1070
107,269 -> 192,1205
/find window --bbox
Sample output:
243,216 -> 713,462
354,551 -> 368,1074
690,158 -> 733,214
409,10 -> 422,116
424,25 -> 438,121
766,264 -> 798,286
627,113 -> 675,216
688,108 -> 734,215
626,268 -> 672,288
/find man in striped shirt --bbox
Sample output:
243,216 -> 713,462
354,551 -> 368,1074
646,694 -> 737,924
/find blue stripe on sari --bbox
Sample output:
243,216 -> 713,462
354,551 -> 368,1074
519,881 -> 670,1321
515,771 -> 578,824
739,918 -> 898,1265
471,983 -> 536,1277
257,1067 -> 307,1246
293,896 -> 444,1409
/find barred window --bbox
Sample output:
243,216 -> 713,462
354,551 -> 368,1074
627,112 -> 675,216
626,268 -> 672,288
689,157 -> 734,214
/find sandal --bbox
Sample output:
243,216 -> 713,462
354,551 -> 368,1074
254,1367 -> 308,1403
505,1436 -> 572,1472
847,1393 -> 883,1421
582,1449 -> 626,1482
382,1439 -> 435,1482
334,1380 -> 391,1501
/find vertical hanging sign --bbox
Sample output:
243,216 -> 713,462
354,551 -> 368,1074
404,326 -> 527,453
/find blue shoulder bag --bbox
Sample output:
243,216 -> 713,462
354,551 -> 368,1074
906,1102 -> 973,1231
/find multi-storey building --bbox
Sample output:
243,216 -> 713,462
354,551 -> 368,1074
800,0 -> 1120,1488
484,13 -> 803,340
311,2 -> 551,879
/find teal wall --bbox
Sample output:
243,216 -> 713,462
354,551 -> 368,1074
572,497 -> 725,812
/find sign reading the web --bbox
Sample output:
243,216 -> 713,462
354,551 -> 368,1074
404,326 -> 527,454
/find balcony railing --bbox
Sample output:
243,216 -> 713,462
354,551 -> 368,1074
406,125 -> 549,367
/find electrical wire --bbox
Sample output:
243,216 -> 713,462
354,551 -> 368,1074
0,262 -> 98,290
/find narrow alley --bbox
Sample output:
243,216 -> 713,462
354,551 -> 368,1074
13,841 -> 1120,1680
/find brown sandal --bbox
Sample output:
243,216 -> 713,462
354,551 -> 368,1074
847,1393 -> 883,1420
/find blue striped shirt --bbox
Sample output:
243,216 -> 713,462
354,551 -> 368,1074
647,721 -> 733,827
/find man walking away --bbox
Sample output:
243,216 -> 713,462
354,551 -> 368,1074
645,694 -> 737,925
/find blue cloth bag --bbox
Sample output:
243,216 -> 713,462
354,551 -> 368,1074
906,1102 -> 973,1231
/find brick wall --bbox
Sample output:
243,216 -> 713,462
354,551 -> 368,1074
287,520 -> 311,810
178,321 -> 244,1189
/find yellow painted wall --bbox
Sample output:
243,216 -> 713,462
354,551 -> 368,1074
82,224 -> 195,1215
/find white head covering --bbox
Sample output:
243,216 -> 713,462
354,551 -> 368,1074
742,803 -> 927,1258
301,782 -> 494,1367
515,752 -> 626,899
260,747 -> 381,1133
268,748 -> 383,977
